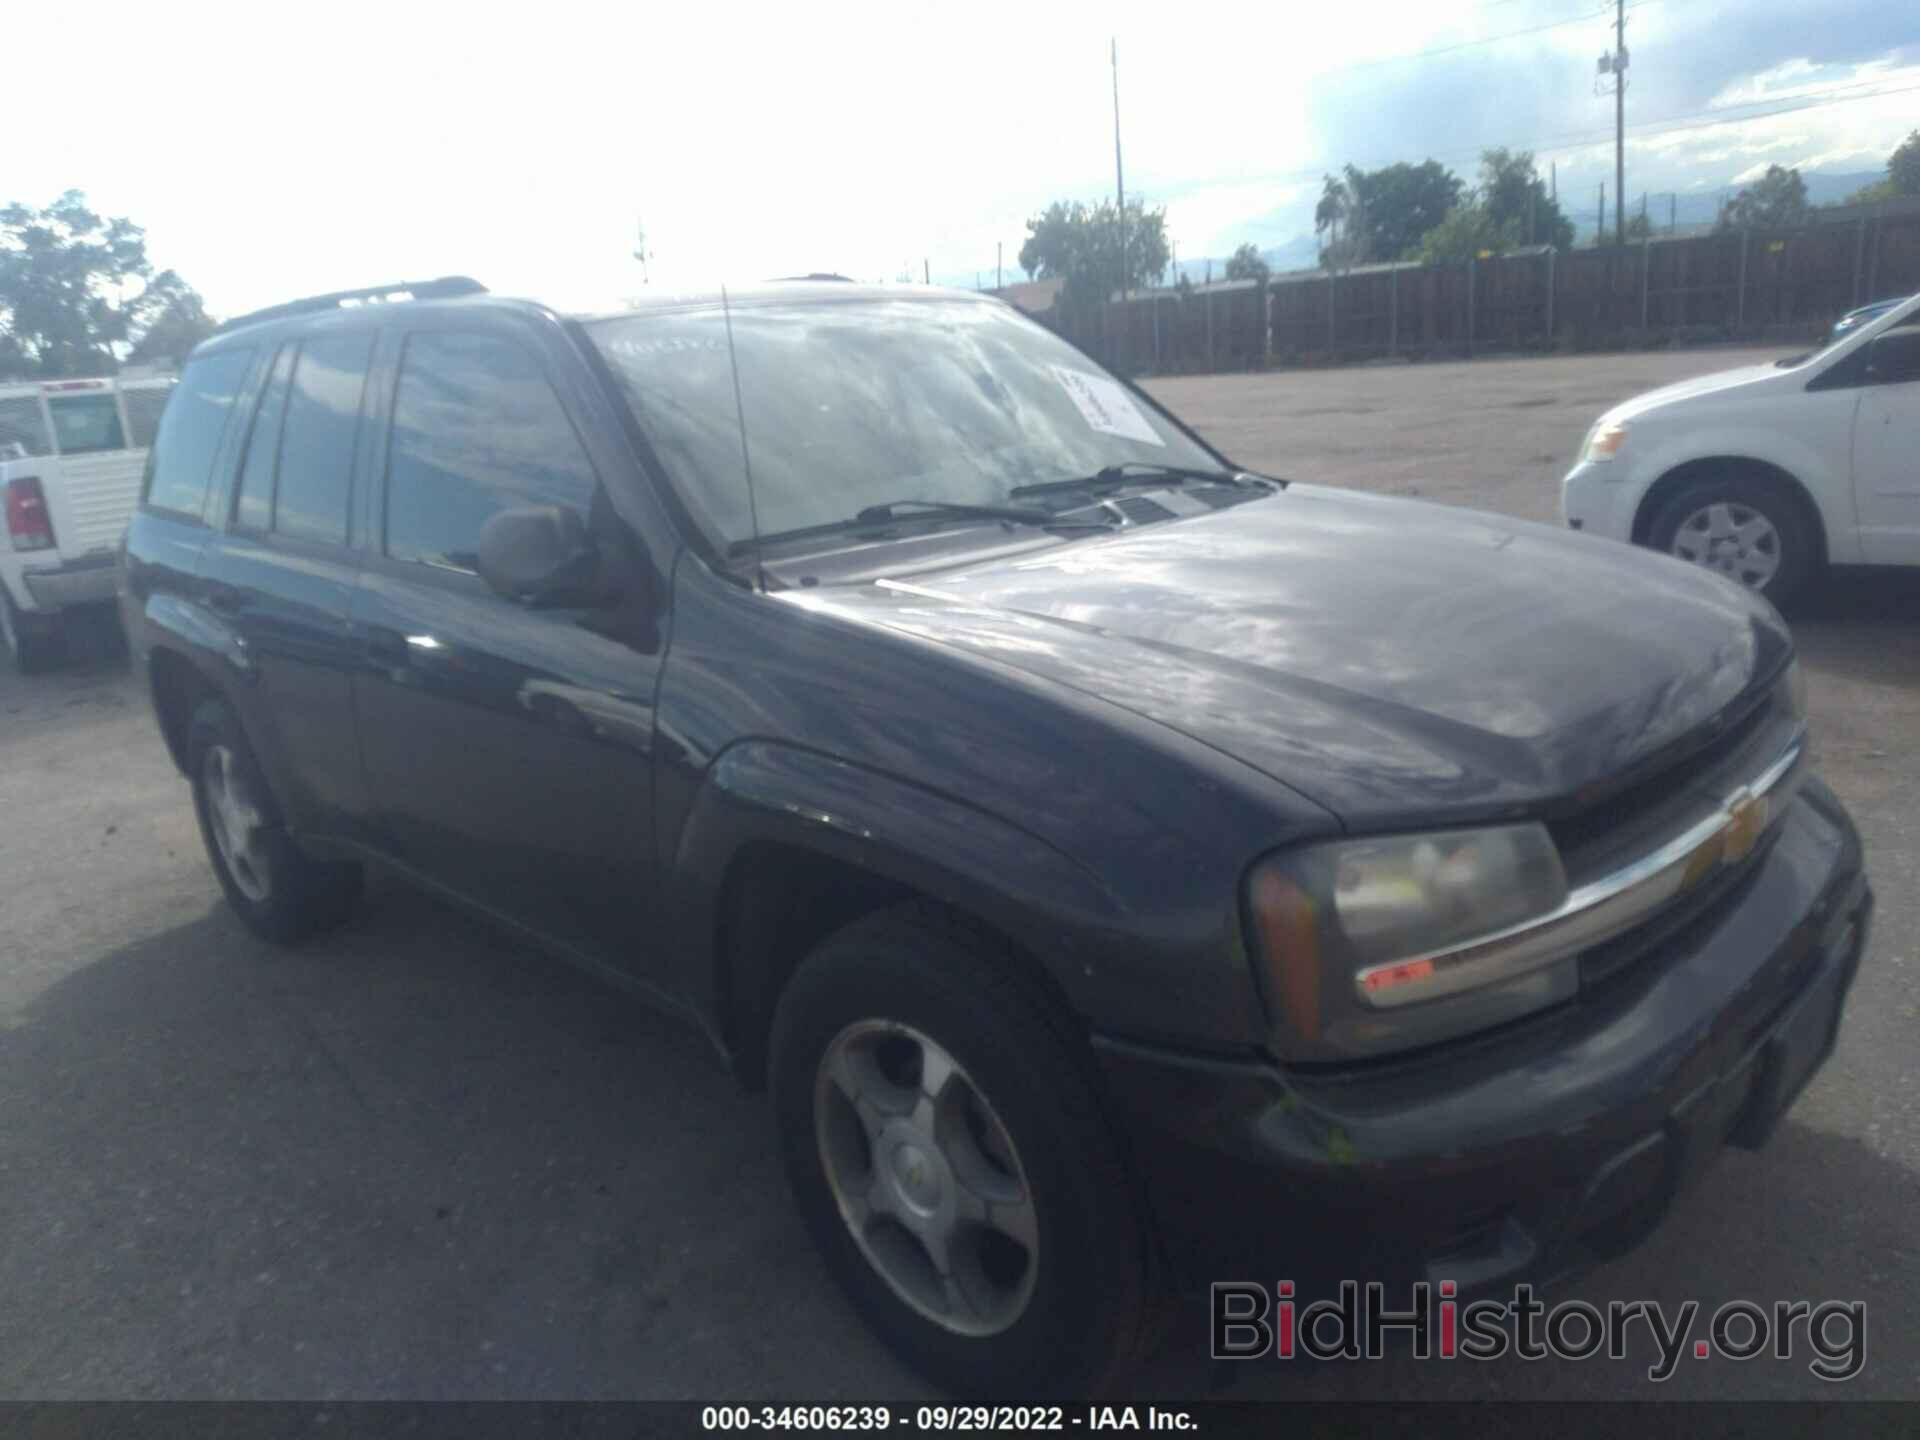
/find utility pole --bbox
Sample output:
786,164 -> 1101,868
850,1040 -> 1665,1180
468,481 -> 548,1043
1112,37 -> 1128,303
996,241 -> 1003,290
1596,0 -> 1629,248
1670,193 -> 1677,233
1598,183 -> 1606,247
923,259 -> 930,285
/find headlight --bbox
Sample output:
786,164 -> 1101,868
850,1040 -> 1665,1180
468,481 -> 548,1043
1583,421 -> 1629,464
1248,823 -> 1576,1061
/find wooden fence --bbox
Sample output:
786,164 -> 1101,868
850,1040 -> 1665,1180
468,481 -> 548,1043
1044,201 -> 1920,376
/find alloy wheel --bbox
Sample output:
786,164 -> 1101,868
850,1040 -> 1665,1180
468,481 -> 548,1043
814,1020 -> 1040,1337
203,744 -> 272,902
1669,500 -> 1782,590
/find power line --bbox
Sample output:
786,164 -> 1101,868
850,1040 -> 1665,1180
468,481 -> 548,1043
1327,5 -> 1613,74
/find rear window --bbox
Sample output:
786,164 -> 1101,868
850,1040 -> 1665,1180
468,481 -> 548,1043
0,396 -> 51,459
145,348 -> 255,518
48,393 -> 127,455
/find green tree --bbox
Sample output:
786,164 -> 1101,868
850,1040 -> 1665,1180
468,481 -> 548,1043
125,280 -> 216,367
1315,173 -> 1357,269
1476,149 -> 1574,250
1338,161 -> 1465,262
1847,130 -> 1920,204
1224,243 -> 1270,284
1719,166 -> 1809,229
1018,197 -> 1170,310
1415,203 -> 1521,263
0,190 -> 200,379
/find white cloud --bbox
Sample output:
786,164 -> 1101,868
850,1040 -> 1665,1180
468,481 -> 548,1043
4,2 -> 1913,315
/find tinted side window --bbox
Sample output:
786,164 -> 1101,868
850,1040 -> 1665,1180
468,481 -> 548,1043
234,346 -> 295,532
386,331 -> 598,571
145,347 -> 255,517
122,385 -> 173,449
49,393 -> 127,455
273,333 -> 373,546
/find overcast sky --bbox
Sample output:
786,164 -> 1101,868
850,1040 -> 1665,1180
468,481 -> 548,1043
8,0 -> 1916,315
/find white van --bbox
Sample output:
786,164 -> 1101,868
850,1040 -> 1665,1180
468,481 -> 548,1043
0,374 -> 174,671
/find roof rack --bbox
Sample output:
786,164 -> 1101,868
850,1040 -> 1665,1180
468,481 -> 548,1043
213,276 -> 487,334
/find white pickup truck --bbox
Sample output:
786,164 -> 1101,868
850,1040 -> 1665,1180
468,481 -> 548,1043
1,375 -> 173,671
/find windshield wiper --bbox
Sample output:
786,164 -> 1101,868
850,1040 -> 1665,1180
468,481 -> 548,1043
729,498 -> 1112,555
855,498 -> 1062,525
1008,462 -> 1269,499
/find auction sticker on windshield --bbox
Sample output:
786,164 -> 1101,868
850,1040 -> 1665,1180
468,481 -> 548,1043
1049,364 -> 1165,446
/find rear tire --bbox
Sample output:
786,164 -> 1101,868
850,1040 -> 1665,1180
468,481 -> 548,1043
187,697 -> 362,943
0,586 -> 64,673
1645,471 -> 1818,609
769,903 -> 1150,1397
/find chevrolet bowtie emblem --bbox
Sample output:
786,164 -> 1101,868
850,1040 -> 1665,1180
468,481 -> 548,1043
1722,789 -> 1768,866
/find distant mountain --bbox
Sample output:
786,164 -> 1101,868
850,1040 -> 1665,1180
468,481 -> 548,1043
1168,234 -> 1319,285
1559,171 -> 1885,242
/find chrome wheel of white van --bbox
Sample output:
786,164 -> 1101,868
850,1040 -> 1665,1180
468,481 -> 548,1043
1668,500 -> 1782,590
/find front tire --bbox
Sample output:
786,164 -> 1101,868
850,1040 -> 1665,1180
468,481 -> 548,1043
1645,472 -> 1817,608
769,904 -> 1150,1397
187,697 -> 362,943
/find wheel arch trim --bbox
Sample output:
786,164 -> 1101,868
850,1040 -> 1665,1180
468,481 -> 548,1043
662,739 -> 1129,1077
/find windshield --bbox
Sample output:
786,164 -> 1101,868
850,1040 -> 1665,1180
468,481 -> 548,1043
587,296 -> 1223,547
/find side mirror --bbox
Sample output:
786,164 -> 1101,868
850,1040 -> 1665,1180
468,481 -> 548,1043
476,504 -> 600,605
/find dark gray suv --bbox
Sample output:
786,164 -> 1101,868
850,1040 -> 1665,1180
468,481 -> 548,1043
123,277 -> 1871,1395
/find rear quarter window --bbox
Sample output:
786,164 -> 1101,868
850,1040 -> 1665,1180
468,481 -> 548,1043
0,395 -> 52,459
144,347 -> 255,518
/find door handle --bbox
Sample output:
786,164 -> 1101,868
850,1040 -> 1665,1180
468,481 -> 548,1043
366,627 -> 451,667
365,626 -> 411,665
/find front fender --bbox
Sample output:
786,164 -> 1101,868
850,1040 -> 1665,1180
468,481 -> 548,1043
1625,410 -> 1862,565
663,740 -> 1270,1058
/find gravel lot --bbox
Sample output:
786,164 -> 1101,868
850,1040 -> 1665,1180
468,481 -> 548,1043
2,346 -> 1915,1401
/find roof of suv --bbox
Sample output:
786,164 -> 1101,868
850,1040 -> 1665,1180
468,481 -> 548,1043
199,276 -> 1004,357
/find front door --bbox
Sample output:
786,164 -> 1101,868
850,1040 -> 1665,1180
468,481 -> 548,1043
1852,317 -> 1920,567
349,322 -> 665,969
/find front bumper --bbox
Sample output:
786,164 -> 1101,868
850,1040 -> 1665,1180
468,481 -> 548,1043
1097,779 -> 1870,1297
19,551 -> 120,612
1560,460 -> 1638,542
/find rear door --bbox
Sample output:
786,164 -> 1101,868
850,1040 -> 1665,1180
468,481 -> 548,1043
1852,315 -> 1920,566
349,316 -> 664,968
198,326 -> 378,842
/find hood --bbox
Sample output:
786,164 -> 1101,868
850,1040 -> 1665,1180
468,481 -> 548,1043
801,485 -> 1790,830
1601,362 -> 1786,424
